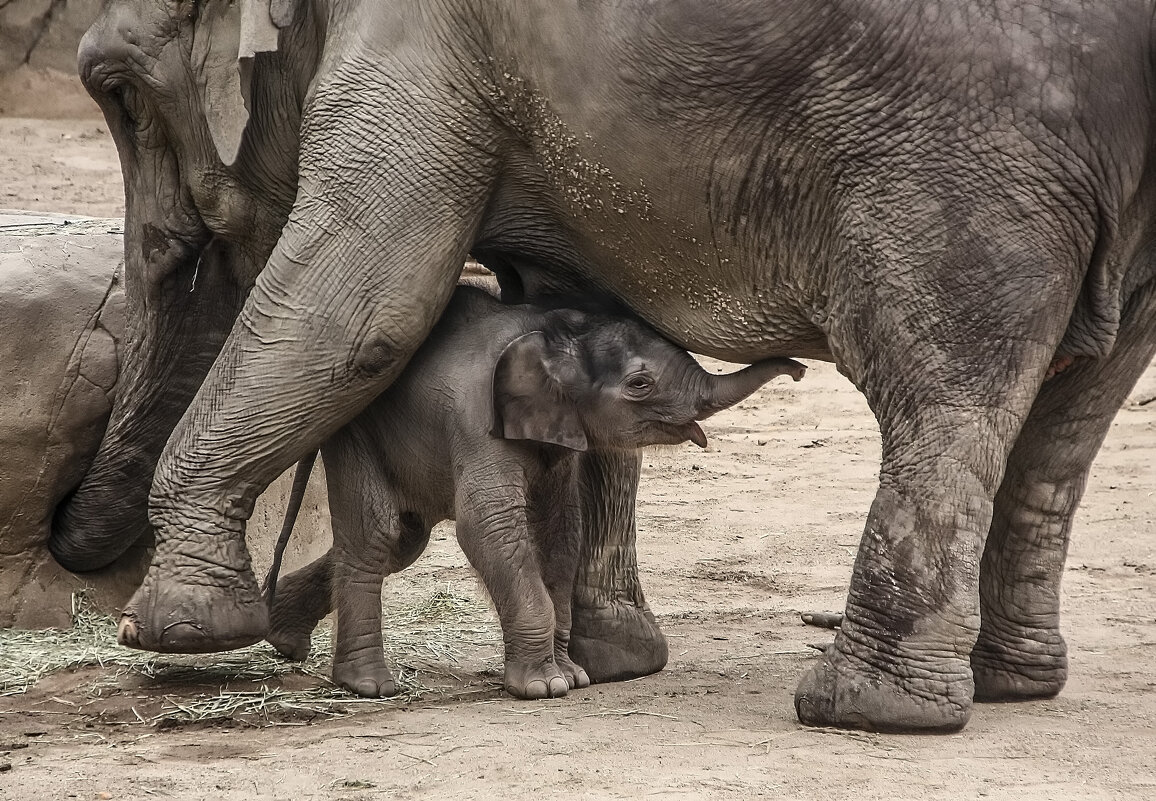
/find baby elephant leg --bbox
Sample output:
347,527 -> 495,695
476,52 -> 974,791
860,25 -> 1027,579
532,464 -> 590,691
266,552 -> 335,660
456,471 -> 569,699
324,430 -> 400,698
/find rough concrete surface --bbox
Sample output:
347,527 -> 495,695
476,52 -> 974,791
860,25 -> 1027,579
0,211 -> 332,628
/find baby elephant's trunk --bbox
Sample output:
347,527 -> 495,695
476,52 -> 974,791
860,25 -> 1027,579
697,358 -> 806,418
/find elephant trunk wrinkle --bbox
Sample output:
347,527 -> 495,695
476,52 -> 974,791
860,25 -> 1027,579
698,357 -> 807,418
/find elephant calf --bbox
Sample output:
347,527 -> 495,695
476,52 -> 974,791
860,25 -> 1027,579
265,286 -> 804,699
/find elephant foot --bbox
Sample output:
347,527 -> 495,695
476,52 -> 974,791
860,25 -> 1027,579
970,630 -> 1067,702
266,620 -> 316,662
505,659 -> 571,700
118,564 -> 268,653
553,649 -> 591,691
264,561 -> 334,661
794,645 -> 973,733
569,601 -> 668,683
333,657 -> 397,698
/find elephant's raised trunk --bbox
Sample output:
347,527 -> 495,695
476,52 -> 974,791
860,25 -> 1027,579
50,237 -> 248,572
697,358 -> 807,419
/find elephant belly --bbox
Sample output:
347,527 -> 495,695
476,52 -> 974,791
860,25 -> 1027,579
476,208 -> 832,363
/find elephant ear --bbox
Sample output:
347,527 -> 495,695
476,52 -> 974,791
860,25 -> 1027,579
492,332 -> 589,451
191,0 -> 284,166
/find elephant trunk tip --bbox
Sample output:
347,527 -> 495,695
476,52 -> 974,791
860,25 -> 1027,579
697,357 -> 807,419
764,357 -> 807,382
49,483 -> 150,573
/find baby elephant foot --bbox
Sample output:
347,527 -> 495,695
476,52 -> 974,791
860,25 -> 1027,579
264,562 -> 334,661
554,650 -> 591,690
794,639 -> 973,733
265,622 -> 314,662
332,656 -> 397,698
504,659 -> 571,700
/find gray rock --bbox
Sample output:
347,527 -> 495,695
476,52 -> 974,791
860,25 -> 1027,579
0,212 -> 332,628
0,0 -> 104,75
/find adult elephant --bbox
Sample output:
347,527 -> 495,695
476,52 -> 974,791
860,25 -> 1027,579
51,0 -> 1156,733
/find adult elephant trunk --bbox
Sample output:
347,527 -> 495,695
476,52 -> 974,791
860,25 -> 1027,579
696,357 -> 807,418
51,3 -> 297,572
49,199 -> 249,572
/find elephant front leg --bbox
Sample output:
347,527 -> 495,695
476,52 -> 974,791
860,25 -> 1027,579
972,284 -> 1156,701
569,449 -> 668,682
456,471 -> 570,700
116,86 -> 493,652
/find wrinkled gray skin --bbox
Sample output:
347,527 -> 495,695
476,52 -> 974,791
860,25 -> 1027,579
263,285 -> 805,700
53,0 -> 1156,732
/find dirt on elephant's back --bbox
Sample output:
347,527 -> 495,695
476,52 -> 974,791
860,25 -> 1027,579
1,110 -> 1154,801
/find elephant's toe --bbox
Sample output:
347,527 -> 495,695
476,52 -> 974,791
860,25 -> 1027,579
504,661 -> 571,699
554,654 -> 590,690
571,667 -> 591,690
333,662 -> 396,698
350,677 -> 397,698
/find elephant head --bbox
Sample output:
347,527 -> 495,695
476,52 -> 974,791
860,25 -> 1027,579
492,316 -> 806,452
50,0 -> 319,571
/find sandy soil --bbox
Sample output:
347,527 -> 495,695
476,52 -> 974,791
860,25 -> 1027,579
1,81 -> 1155,800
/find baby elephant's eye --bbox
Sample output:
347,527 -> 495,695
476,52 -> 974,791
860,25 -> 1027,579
623,374 -> 655,398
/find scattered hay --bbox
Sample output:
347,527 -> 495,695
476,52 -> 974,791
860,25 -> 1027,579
0,586 -> 501,726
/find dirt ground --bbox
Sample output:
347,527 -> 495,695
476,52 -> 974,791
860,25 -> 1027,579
1,75 -> 1154,801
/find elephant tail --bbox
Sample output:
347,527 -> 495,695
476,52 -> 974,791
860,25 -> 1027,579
263,451 -> 318,612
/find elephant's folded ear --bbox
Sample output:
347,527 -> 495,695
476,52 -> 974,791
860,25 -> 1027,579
493,332 -> 589,452
240,1 -> 282,56
192,0 -> 284,167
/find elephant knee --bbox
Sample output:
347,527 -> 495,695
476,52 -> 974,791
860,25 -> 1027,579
351,324 -> 424,381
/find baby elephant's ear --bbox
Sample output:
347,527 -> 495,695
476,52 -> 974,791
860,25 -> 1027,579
492,332 -> 589,451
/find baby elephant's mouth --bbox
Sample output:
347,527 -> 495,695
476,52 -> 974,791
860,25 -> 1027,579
657,420 -> 708,448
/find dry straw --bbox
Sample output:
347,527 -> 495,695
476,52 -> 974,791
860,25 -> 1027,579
0,587 -> 502,725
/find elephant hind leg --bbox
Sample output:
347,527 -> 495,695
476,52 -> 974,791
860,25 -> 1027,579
794,208 -> 1093,732
266,552 -> 335,661
973,279 -> 1156,701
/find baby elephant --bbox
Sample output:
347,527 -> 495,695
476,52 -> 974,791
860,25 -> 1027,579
267,286 -> 804,699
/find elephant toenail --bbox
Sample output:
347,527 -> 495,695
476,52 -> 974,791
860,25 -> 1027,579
117,616 -> 138,646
